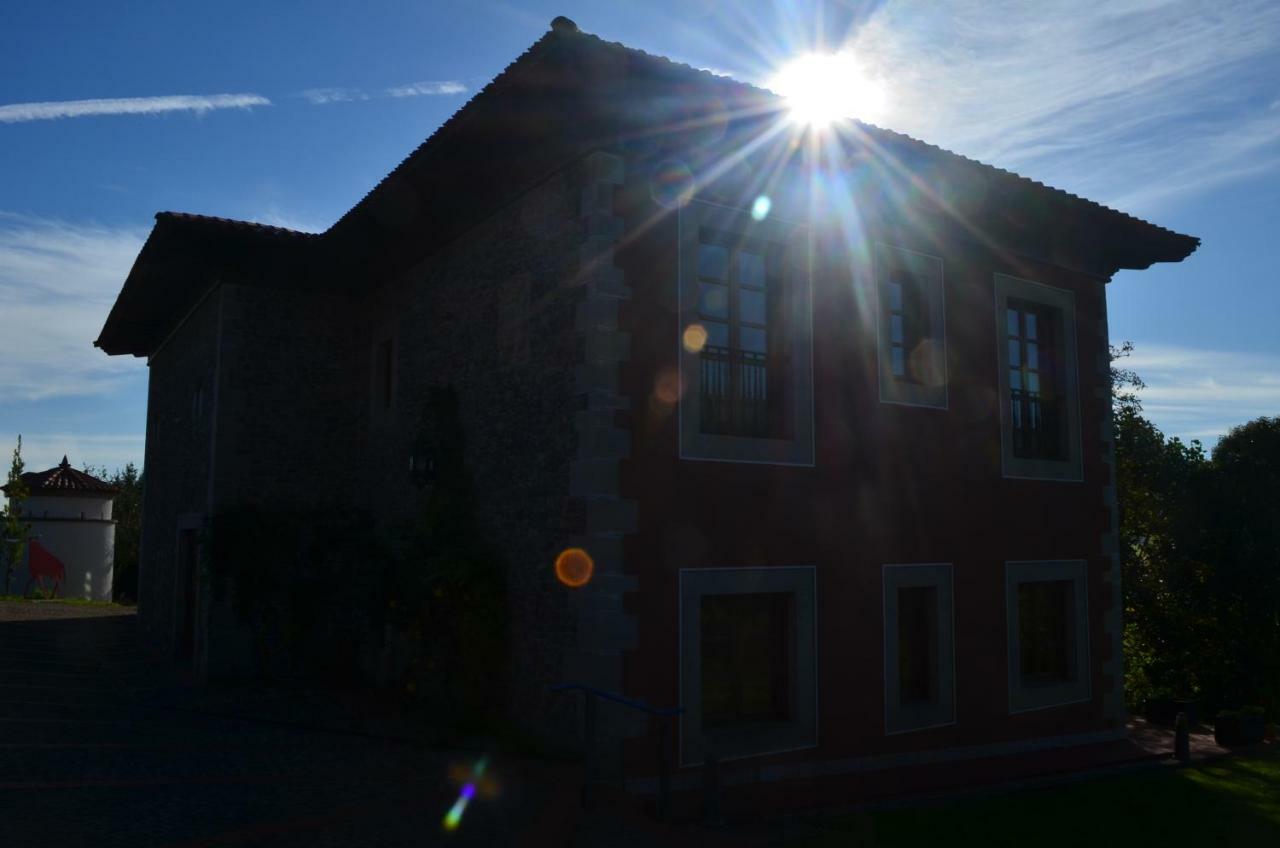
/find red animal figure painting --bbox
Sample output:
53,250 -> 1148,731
25,539 -> 66,598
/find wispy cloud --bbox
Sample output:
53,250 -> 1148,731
845,0 -> 1280,216
300,87 -> 368,105
0,212 -> 146,401
0,93 -> 270,124
384,80 -> 467,98
1125,343 -> 1280,444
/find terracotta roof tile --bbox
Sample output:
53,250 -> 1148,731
2,456 -> 119,497
156,211 -> 319,240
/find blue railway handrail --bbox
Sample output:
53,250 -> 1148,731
551,682 -> 684,716
551,682 -> 683,822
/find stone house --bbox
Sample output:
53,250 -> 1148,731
96,18 -> 1197,798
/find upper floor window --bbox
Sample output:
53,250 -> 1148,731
696,232 -> 783,439
678,200 -> 813,466
876,244 -> 946,408
371,334 -> 396,422
1007,301 -> 1068,461
995,275 -> 1081,481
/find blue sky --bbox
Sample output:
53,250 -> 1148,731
2,0 -> 1278,472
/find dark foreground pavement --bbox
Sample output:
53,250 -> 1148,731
0,604 -> 601,847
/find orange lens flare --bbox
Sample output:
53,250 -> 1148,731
555,547 -> 595,588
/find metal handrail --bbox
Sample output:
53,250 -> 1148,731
551,683 -> 684,717
551,682 -> 683,822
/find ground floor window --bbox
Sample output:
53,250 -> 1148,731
679,567 -> 816,766
1006,560 -> 1091,713
883,564 -> 955,733
701,592 -> 793,728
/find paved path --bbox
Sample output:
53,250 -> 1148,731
0,604 -> 589,847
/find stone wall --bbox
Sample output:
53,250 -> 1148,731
138,286 -> 222,657
353,154 -> 632,750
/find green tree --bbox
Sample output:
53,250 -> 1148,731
1204,417 -> 1280,713
1,436 -> 31,596
109,464 -> 143,603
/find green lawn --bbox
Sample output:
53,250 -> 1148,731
791,752 -> 1280,847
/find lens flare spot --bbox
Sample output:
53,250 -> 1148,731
555,547 -> 595,588
653,369 -> 683,405
650,161 -> 695,208
751,195 -> 772,221
442,755 -> 489,832
682,323 -> 708,353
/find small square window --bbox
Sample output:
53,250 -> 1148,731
876,244 -> 946,408
1006,560 -> 1090,713
679,567 -> 816,765
1018,580 -> 1077,686
701,593 -> 793,728
375,339 -> 394,411
883,564 -> 955,734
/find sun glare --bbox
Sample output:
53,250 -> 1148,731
769,52 -> 887,127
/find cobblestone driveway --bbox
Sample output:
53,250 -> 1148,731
0,604 -> 582,847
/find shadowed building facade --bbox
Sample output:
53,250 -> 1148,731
96,18 -> 1197,801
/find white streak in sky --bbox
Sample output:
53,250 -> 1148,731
0,93 -> 271,124
384,80 -> 467,98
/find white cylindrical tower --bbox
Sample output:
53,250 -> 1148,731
2,456 -> 118,601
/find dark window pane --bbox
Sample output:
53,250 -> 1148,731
1026,341 -> 1039,370
890,314 -> 905,344
740,326 -> 767,353
898,586 -> 938,704
1008,339 -> 1021,367
888,281 -> 904,312
1025,312 -> 1037,340
699,243 -> 728,280
739,289 -> 767,325
891,346 -> 905,377
703,320 -> 729,350
1018,580 -> 1075,685
1010,368 -> 1022,390
1007,308 -> 1020,337
699,282 -> 729,320
701,593 -> 792,728
738,252 -> 766,288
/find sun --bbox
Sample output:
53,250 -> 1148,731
768,52 -> 887,127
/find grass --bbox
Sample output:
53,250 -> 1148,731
791,751 -> 1280,847
0,594 -> 129,606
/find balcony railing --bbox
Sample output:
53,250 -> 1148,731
700,346 -> 769,438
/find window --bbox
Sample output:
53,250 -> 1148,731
376,339 -> 393,410
1018,580 -> 1076,685
883,564 -> 955,733
701,592 -> 793,728
696,234 -> 781,439
679,200 -> 813,465
679,567 -> 816,765
1006,301 -> 1064,461
876,244 -> 946,408
371,335 -> 395,419
994,275 -> 1081,480
1006,560 -> 1090,713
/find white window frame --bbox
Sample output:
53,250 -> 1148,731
1006,559 -> 1092,714
875,243 -> 947,409
678,566 -> 818,766
994,274 -> 1083,481
883,563 -> 956,734
677,199 -> 814,466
